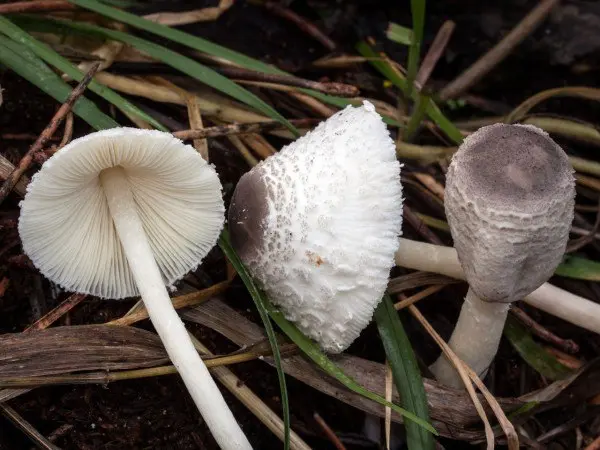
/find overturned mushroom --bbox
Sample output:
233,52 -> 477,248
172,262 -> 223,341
18,128 -> 251,450
429,123 -> 576,388
229,101 -> 403,353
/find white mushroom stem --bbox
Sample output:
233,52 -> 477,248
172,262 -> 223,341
395,238 -> 600,335
100,167 -> 251,450
429,289 -> 509,388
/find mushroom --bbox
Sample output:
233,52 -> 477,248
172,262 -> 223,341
229,101 -> 403,353
428,123 -> 576,388
18,128 -> 252,450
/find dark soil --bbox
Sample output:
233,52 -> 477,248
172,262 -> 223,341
1,0 -> 600,449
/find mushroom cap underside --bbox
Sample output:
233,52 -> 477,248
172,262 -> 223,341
18,127 -> 225,299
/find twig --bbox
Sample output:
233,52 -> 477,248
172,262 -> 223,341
313,413 -> 347,450
0,63 -> 100,206
47,424 -> 73,443
150,77 -> 210,161
415,21 -> 456,89
24,293 -> 87,332
409,304 -> 520,450
566,197 -> 600,252
403,205 -> 444,245
406,304 -> 496,449
143,0 -> 233,26
438,0 -> 561,100
0,154 -> 29,197
261,1 -> 336,51
173,119 -> 318,140
188,333 -> 311,450
510,305 -> 579,354
394,285 -> 446,310
94,72 -> 269,123
106,281 -> 230,327
0,0 -> 75,13
216,66 -> 358,96
35,112 -> 75,164
287,91 -> 337,117
227,135 -> 260,167
0,404 -> 60,450
412,172 -> 445,200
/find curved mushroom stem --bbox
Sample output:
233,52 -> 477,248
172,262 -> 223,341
100,167 -> 251,450
395,238 -> 600,335
429,289 -> 509,388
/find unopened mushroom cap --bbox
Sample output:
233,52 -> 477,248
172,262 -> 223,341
18,128 -> 225,299
445,123 -> 575,303
229,101 -> 403,353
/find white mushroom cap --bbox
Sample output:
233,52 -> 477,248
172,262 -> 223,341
229,101 -> 403,353
18,127 -> 225,299
445,123 -> 576,303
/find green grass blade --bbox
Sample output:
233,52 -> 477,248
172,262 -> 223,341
269,307 -> 438,434
504,316 -> 573,381
403,92 -> 430,141
13,15 -> 297,136
407,0 -> 426,96
62,0 -> 407,126
219,232 -> 436,434
0,16 -> 165,131
0,37 -> 118,131
374,295 -> 435,450
387,23 -> 413,46
66,0 -> 283,74
555,255 -> 600,281
218,231 -> 291,450
356,41 -> 463,144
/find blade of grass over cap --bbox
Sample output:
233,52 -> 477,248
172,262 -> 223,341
219,231 -> 291,450
374,295 -> 435,450
0,16 -> 164,131
356,41 -> 463,144
13,14 -> 297,136
504,316 -> 574,381
0,37 -> 118,131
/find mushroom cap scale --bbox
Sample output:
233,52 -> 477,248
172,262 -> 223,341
229,101 -> 403,353
445,123 -> 575,303
18,127 -> 225,299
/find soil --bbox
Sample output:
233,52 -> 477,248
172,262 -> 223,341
1,0 -> 600,449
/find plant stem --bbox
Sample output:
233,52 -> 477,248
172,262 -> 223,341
395,238 -> 600,335
99,166 -> 251,450
429,288 -> 509,388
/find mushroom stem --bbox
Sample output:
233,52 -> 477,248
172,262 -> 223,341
99,167 -> 251,450
395,238 -> 600,335
429,289 -> 509,388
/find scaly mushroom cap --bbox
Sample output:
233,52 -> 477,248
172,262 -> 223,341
445,123 -> 575,303
18,128 -> 225,299
229,101 -> 403,353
